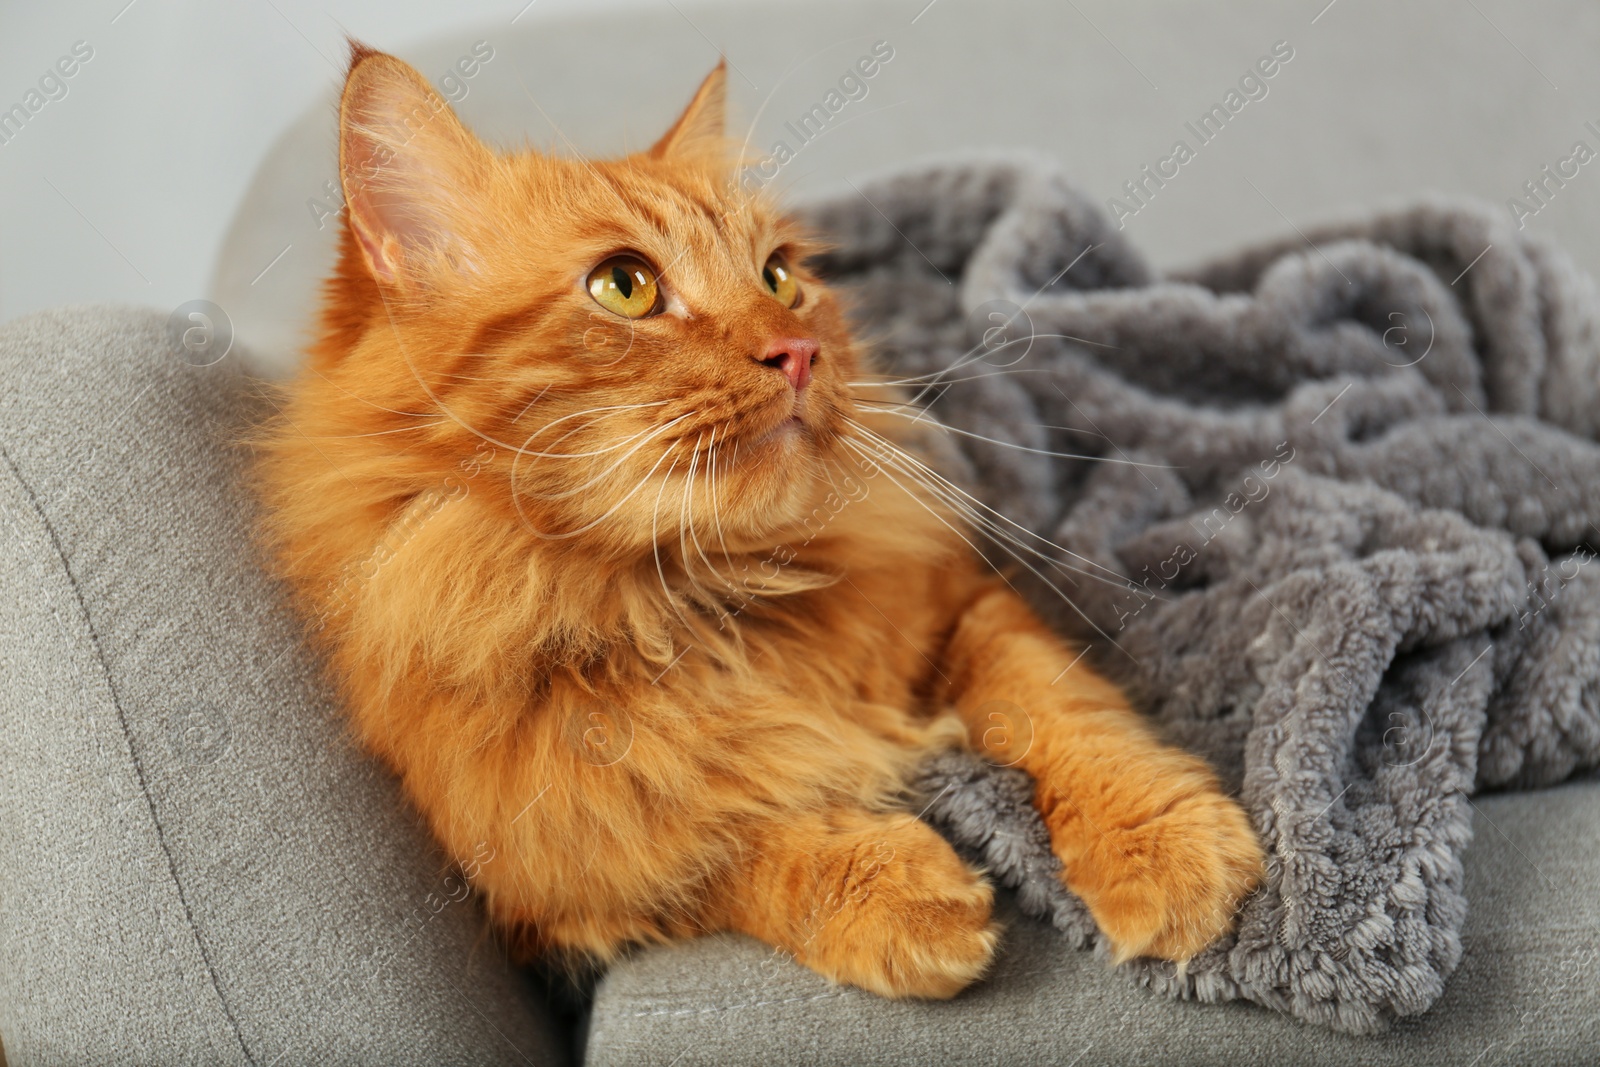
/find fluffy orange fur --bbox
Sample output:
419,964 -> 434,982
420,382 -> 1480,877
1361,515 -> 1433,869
252,43 -> 1265,999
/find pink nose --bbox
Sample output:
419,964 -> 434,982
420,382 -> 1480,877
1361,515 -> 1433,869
755,336 -> 817,391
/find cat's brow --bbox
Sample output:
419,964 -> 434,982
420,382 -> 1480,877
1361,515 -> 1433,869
678,189 -> 727,226
616,188 -> 675,239
638,194 -> 735,256
607,170 -> 755,256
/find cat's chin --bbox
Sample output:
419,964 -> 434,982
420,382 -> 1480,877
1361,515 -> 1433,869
738,400 -> 818,460
721,414 -> 838,533
753,415 -> 805,449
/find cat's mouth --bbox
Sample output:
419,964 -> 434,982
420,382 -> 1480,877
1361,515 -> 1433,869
740,387 -> 814,450
750,412 -> 806,449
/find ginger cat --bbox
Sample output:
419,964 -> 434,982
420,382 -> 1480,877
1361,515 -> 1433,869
254,44 -> 1265,999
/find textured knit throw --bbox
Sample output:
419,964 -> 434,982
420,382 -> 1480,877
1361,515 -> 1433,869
797,159 -> 1600,1033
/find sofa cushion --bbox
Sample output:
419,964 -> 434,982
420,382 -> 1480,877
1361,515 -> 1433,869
584,778 -> 1600,1065
0,306 -> 568,1065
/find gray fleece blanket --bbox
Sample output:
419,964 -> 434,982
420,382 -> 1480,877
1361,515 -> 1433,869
797,159 -> 1600,1033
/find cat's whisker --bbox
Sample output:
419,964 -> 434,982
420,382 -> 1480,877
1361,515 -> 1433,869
838,435 -> 1141,662
845,367 -> 1055,390
842,419 -> 1144,591
836,433 -> 1094,609
678,432 -> 727,610
698,426 -> 741,584
851,395 -> 1110,441
850,438 -> 1139,597
706,433 -> 753,613
900,338 -> 1023,406
520,403 -> 675,460
370,292 -> 687,473
705,426 -> 736,568
842,417 -> 1122,573
514,421 -> 693,541
847,361 -> 1053,390
854,410 -> 1178,469
535,410 -> 668,460
838,425 -> 1123,587
519,413 -> 695,501
427,372 -> 508,383
521,399 -> 667,438
651,450 -> 698,631
676,434 -> 697,565
815,449 -> 846,499
816,447 -> 874,524
1029,331 -> 1122,351
302,420 -> 450,441
869,329 -> 1079,406
851,330 -> 1120,400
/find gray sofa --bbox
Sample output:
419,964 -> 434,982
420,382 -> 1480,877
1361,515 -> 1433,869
6,0 -> 1600,1061
1,307 -> 1597,1064
0,308 -> 568,1065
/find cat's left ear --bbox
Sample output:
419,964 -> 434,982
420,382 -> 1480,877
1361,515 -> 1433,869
338,42 -> 493,288
648,60 -> 727,160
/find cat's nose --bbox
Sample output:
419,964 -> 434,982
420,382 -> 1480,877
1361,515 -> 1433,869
754,336 -> 817,391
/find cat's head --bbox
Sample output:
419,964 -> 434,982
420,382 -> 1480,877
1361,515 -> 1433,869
316,44 -> 867,557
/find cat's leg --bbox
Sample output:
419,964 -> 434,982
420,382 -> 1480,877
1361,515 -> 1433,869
705,807 -> 1001,998
939,580 -> 1265,964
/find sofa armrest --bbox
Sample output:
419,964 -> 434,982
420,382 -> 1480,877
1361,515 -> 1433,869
0,306 -> 567,1065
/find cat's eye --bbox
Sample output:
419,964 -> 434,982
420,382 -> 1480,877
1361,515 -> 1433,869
762,254 -> 801,308
587,255 -> 662,319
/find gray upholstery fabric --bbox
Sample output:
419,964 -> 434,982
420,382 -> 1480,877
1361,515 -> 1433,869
0,307 -> 567,1065
588,779 -> 1600,1065
789,159 -> 1600,1031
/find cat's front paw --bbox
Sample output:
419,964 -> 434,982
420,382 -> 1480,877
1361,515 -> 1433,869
796,814 -> 1002,999
1056,786 -> 1265,965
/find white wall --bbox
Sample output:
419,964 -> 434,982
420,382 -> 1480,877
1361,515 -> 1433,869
0,0 -> 655,325
4,0 -> 1599,343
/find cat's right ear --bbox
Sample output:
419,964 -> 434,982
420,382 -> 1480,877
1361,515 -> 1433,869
338,41 -> 491,288
648,60 -> 727,160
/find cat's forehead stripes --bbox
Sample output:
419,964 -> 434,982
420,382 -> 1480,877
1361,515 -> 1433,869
572,161 -> 791,304
461,157 -> 802,355
513,154 -> 801,284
